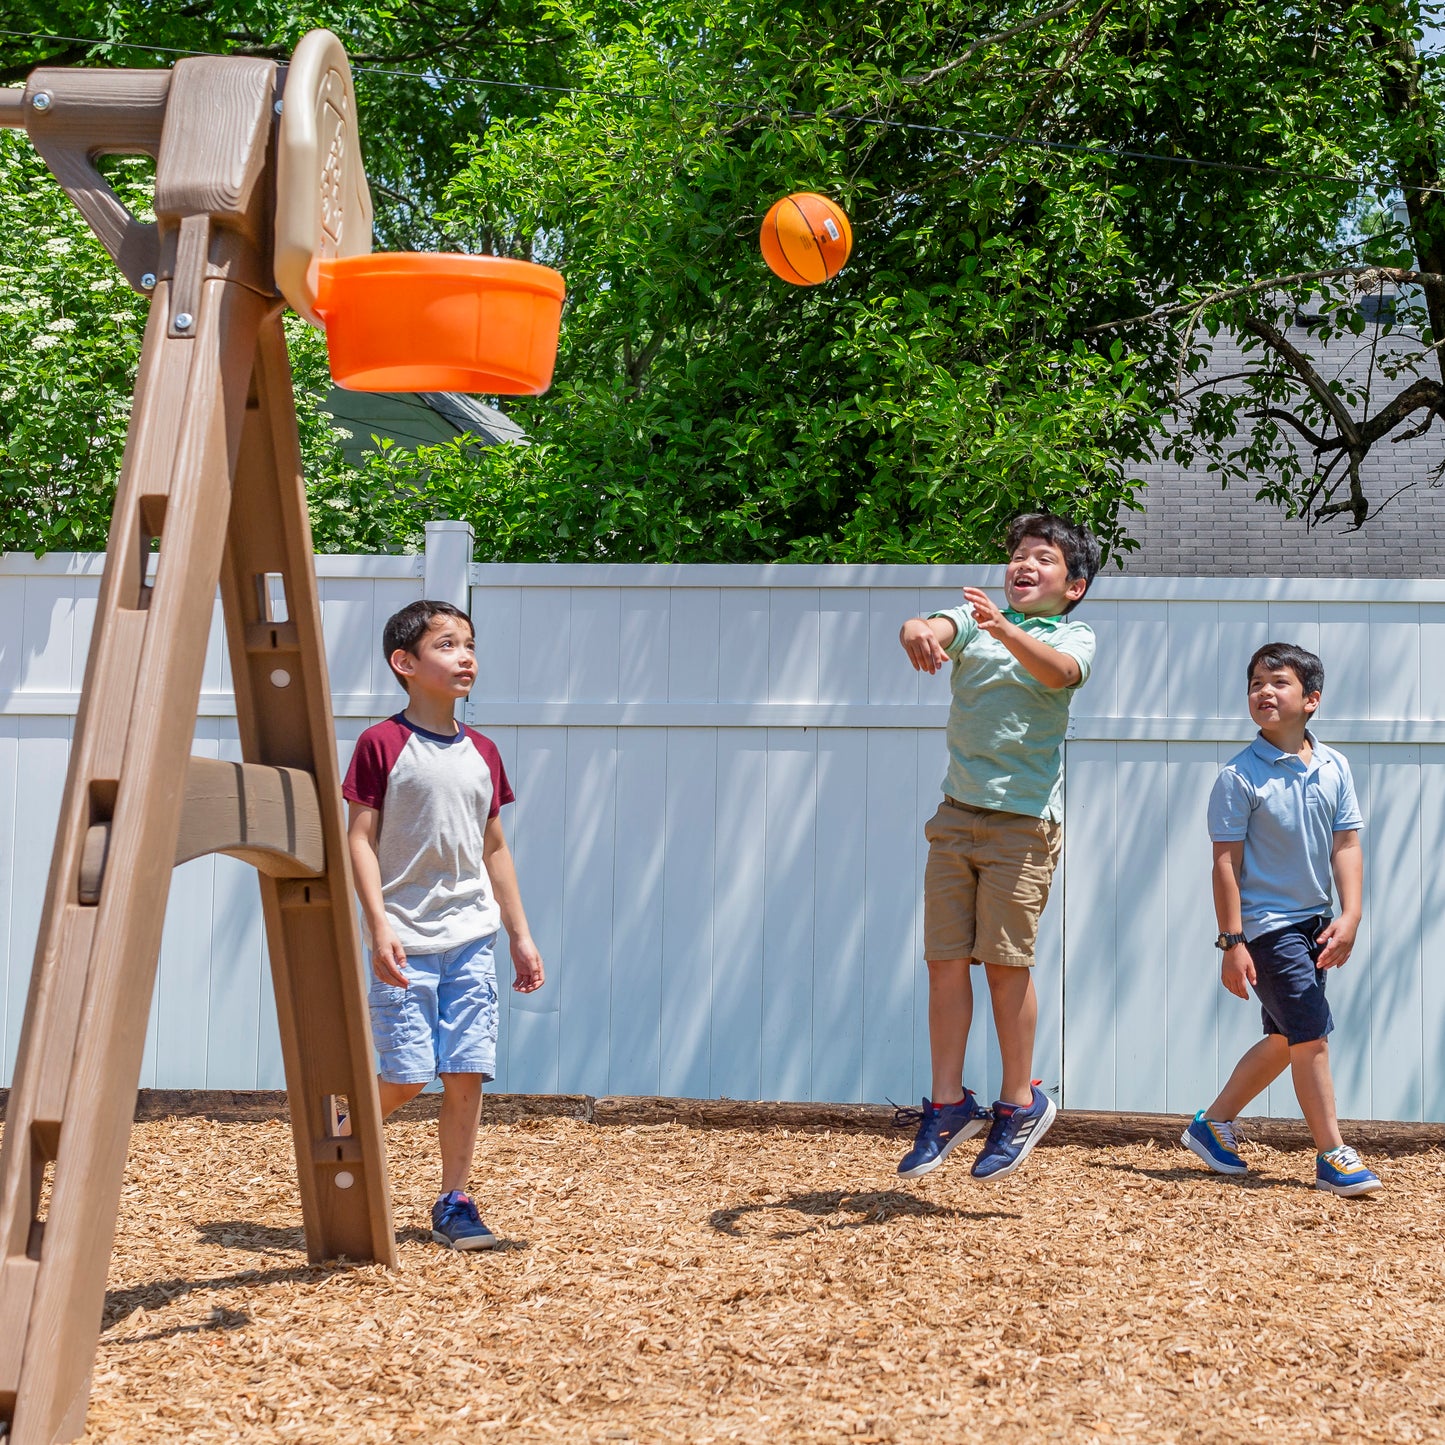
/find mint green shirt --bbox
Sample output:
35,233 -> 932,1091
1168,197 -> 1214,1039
929,606 -> 1095,823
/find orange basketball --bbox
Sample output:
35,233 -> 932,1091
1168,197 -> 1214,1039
759,192 -> 853,285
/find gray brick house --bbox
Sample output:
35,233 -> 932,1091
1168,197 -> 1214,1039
1123,295 -> 1444,577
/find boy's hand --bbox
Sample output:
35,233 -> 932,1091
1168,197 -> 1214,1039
900,618 -> 950,674
962,587 -> 1013,637
371,928 -> 408,988
511,934 -> 545,993
1316,915 -> 1358,970
1220,942 -> 1255,999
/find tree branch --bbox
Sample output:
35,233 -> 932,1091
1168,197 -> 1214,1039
895,0 -> 1086,92
1083,266 -> 1445,335
1245,408 -> 1332,451
954,0 -> 1117,180
1356,376 -> 1445,444
1238,313 -> 1361,448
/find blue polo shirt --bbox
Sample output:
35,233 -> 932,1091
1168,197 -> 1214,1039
1207,732 -> 1363,941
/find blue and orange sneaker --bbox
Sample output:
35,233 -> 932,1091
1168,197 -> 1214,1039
431,1190 -> 498,1249
894,1093 -> 991,1178
971,1084 -> 1057,1180
1181,1111 -> 1247,1175
1316,1145 -> 1382,1197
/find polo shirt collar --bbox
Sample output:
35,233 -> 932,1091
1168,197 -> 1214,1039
1249,729 -> 1320,770
1006,609 -> 1063,628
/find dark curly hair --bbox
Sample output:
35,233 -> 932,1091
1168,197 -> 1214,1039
1005,513 -> 1101,614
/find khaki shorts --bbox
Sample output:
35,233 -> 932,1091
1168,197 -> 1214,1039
923,799 -> 1062,967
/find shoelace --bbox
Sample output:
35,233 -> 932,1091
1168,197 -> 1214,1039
1213,1118 -> 1245,1151
439,1191 -> 480,1224
887,1096 -> 990,1130
1321,1144 -> 1362,1170
889,1101 -> 931,1130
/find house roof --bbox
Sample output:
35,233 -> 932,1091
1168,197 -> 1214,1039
322,388 -> 529,470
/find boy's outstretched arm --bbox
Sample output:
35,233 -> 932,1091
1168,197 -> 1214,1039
346,802 -> 409,988
1211,840 -> 1254,998
482,814 -> 545,993
1318,830 -> 1362,970
900,615 -> 957,674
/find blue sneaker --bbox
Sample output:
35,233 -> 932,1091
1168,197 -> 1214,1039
971,1084 -> 1057,1180
894,1093 -> 990,1178
1181,1111 -> 1247,1175
1316,1145 -> 1382,1197
431,1190 -> 498,1249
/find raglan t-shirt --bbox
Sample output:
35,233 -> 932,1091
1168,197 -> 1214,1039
343,714 -> 515,953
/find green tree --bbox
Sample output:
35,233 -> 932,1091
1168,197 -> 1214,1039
2,2 -> 1442,559
0,0 -> 578,553
416,0 -> 1445,558
1083,1 -> 1445,528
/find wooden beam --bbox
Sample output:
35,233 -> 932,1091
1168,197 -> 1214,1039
77,758 -> 326,903
174,757 -> 325,875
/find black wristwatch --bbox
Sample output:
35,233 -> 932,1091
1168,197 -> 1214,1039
1214,931 -> 1247,951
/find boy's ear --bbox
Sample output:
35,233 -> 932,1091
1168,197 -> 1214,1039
390,647 -> 416,678
1064,576 -> 1088,603
1303,690 -> 1322,715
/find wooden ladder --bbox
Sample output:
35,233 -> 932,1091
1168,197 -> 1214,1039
0,52 -> 395,1445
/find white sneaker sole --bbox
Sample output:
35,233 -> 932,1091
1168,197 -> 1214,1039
1180,1129 -> 1248,1176
972,1095 -> 1057,1180
896,1115 -> 989,1178
1315,1176 -> 1383,1197
431,1229 -> 498,1250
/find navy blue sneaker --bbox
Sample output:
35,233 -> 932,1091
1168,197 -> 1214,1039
1181,1111 -> 1247,1175
894,1093 -> 991,1178
431,1190 -> 497,1250
1316,1145 -> 1382,1197
971,1085 -> 1057,1180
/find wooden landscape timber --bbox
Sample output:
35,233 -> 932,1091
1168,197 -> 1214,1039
2,1089 -> 1437,1157
0,35 -> 394,1445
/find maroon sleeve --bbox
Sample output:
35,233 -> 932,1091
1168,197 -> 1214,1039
343,717 -> 410,810
466,729 -> 515,817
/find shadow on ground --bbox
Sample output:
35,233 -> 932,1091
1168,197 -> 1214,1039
1087,1159 -> 1319,1193
101,1260 -> 349,1335
709,1188 -> 1017,1239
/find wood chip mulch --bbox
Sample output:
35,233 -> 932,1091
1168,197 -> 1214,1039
9,1105 -> 1445,1443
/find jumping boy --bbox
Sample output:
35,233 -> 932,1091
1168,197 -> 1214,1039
896,513 -> 1099,1181
343,600 -> 545,1248
1183,642 -> 1381,1195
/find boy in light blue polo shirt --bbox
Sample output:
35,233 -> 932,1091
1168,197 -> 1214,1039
1182,642 -> 1381,1196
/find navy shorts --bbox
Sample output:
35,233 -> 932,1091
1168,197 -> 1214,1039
1248,916 -> 1333,1046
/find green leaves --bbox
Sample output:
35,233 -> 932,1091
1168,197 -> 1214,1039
3,0 -> 1442,558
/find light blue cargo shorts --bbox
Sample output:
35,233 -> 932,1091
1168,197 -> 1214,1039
368,932 -> 499,1084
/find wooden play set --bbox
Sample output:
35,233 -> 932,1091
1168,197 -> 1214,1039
0,31 -> 562,1442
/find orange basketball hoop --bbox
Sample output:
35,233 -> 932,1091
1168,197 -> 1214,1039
314,253 -> 566,394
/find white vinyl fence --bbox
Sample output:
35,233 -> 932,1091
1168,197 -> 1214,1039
3,533 -> 1444,1122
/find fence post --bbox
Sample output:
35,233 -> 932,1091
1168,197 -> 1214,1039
423,519 -> 475,611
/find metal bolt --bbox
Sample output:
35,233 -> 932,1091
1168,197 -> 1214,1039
31,92 -> 52,112
174,312 -> 194,331
140,273 -> 156,291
